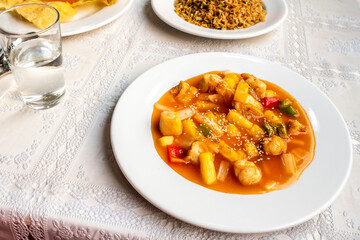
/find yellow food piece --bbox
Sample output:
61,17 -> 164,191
159,111 -> 182,136
233,82 -> 249,102
199,152 -> 217,185
158,136 -> 174,147
182,119 -> 200,140
265,90 -> 277,98
226,124 -> 240,137
237,149 -> 247,160
237,94 -> 264,116
264,110 -> 282,124
223,73 -> 239,89
48,2 -> 77,20
245,76 -> 267,99
1,0 -> 118,26
244,142 -> 259,158
247,124 -> 265,142
195,101 -> 219,111
15,3 -> 58,29
226,110 -> 253,129
219,141 -> 241,162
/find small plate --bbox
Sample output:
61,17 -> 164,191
61,0 -> 133,37
151,0 -> 288,39
110,52 -> 352,233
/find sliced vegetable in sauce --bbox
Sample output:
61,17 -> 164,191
198,124 -> 212,138
279,98 -> 299,117
167,145 -> 188,164
152,71 -> 315,194
262,97 -> 280,108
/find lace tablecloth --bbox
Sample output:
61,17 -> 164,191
0,0 -> 359,239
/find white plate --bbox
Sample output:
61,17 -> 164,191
151,0 -> 288,39
61,0 -> 133,37
110,52 -> 352,233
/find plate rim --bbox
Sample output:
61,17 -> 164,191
61,0 -> 134,37
151,0 -> 288,39
110,52 -> 353,233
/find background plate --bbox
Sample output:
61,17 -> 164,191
151,0 -> 288,39
110,52 -> 352,233
61,0 -> 133,37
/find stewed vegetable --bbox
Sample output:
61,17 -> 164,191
151,71 -> 315,194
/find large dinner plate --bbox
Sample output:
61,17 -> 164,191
61,0 -> 133,36
110,52 -> 352,233
151,0 -> 287,39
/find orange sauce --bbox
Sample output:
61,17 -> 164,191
151,72 -> 316,194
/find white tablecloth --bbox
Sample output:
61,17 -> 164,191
0,0 -> 359,239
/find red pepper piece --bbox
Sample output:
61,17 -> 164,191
167,145 -> 188,164
262,97 -> 280,108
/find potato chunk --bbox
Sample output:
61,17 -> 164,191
263,135 -> 287,155
159,111 -> 182,136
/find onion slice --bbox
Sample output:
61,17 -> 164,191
217,160 -> 230,182
177,108 -> 195,120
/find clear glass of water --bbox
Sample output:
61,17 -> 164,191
0,3 -> 65,110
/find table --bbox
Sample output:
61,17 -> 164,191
0,0 -> 359,239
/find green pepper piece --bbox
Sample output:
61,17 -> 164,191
198,124 -> 212,138
275,123 -> 288,139
263,122 -> 276,137
281,106 -> 299,117
279,98 -> 292,108
279,99 -> 299,117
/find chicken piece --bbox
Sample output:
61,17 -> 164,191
233,159 -> 262,185
170,81 -> 190,95
262,135 -> 287,155
233,96 -> 263,119
208,94 -> 225,104
244,75 -> 267,99
185,139 -> 219,164
159,111 -> 182,136
193,113 -> 224,137
199,74 -> 222,93
215,82 -> 234,103
287,119 -> 307,136
185,141 -> 204,164
170,81 -> 198,103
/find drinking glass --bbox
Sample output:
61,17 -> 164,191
0,3 -> 65,109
